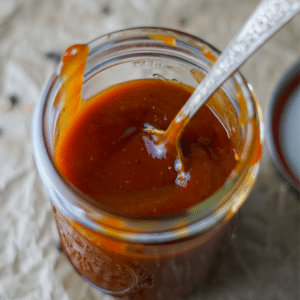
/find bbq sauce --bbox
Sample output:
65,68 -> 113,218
55,78 -> 237,217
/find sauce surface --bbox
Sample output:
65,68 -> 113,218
55,79 -> 237,217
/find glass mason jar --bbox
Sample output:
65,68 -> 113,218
32,27 -> 262,300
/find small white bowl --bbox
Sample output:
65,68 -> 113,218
266,59 -> 300,191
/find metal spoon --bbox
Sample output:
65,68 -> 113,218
144,0 -> 300,182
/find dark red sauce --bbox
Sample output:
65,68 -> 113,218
55,79 -> 237,217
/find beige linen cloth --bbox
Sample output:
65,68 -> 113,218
0,0 -> 299,299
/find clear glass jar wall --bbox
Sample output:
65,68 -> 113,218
32,27 -> 262,300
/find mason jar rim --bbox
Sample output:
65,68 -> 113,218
32,27 -> 262,243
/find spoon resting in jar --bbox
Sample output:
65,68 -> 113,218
143,0 -> 300,186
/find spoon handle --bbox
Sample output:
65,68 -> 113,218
177,0 -> 300,122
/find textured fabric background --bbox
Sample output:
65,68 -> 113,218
0,0 -> 299,299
